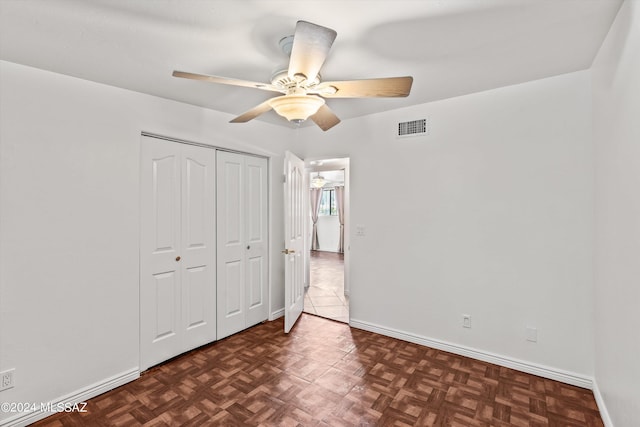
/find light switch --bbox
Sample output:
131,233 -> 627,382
463,314 -> 471,328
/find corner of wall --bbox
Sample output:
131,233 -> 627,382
592,379 -> 614,427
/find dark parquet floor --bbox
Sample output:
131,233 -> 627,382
33,314 -> 603,426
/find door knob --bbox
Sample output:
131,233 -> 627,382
175,256 -> 181,261
281,249 -> 295,255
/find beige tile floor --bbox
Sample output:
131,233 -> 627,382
303,250 -> 349,323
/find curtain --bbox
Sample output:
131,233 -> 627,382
310,188 -> 323,250
335,186 -> 345,253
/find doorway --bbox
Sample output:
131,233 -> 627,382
303,159 -> 350,323
303,250 -> 347,322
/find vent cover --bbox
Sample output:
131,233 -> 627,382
397,118 -> 428,138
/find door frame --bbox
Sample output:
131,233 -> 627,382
304,157 -> 351,306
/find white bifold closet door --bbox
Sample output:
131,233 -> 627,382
140,136 -> 216,371
217,151 -> 269,339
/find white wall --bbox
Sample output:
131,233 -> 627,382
0,60 -> 288,423
592,1 -> 640,425
294,70 -> 595,377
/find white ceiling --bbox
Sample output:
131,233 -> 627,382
306,157 -> 349,171
0,0 -> 623,129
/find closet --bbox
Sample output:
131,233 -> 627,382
216,151 -> 269,339
139,136 -> 268,370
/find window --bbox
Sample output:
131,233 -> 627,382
318,189 -> 337,216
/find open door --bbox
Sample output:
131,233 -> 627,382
284,151 -> 305,333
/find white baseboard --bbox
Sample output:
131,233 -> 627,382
592,379 -> 614,427
270,308 -> 284,320
1,368 -> 139,427
349,318 -> 593,390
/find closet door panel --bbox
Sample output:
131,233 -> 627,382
222,160 -> 243,247
217,151 -> 246,339
245,156 -> 269,327
184,266 -> 207,328
152,271 -> 179,340
181,145 -> 216,349
246,162 -> 265,245
247,256 -> 264,308
141,137 -> 217,370
183,157 -> 206,250
222,260 -> 243,314
140,137 -> 182,370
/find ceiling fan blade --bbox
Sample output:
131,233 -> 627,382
312,76 -> 413,98
310,104 -> 341,131
230,100 -> 273,123
288,21 -> 337,83
172,71 -> 285,94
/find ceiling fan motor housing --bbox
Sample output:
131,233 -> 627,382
271,69 -> 320,92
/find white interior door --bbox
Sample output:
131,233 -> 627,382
140,136 -> 216,371
217,151 -> 269,339
180,144 -> 216,350
217,151 -> 246,339
141,138 -> 181,370
244,155 -> 269,327
284,151 -> 305,333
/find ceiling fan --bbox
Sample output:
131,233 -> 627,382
172,20 -> 413,131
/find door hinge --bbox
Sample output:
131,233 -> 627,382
283,174 -> 287,183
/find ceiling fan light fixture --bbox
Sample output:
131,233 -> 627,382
173,20 -> 412,131
268,94 -> 325,123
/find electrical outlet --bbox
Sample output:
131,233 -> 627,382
0,369 -> 15,391
462,314 -> 471,328
526,327 -> 538,342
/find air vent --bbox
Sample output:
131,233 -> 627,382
397,118 -> 428,138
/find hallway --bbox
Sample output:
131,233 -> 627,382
303,251 -> 348,323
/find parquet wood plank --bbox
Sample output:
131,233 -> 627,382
32,314 -> 604,426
